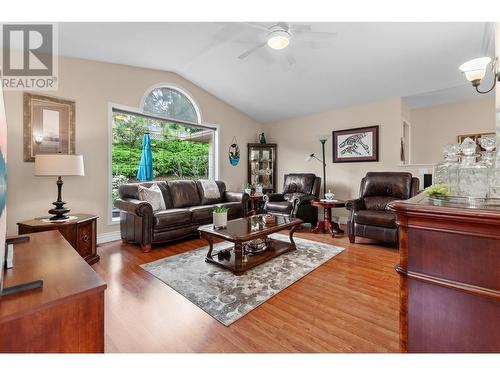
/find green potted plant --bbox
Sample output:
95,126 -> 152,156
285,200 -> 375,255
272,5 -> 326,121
213,206 -> 229,229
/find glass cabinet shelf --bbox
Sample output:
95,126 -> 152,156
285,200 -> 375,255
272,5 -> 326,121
247,143 -> 277,193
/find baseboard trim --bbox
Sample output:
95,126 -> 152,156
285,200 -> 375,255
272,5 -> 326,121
97,231 -> 121,244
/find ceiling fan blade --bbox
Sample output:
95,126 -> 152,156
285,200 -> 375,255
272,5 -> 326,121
289,24 -> 311,32
286,54 -> 296,66
293,30 -> 339,40
241,22 -> 271,32
293,38 -> 335,50
238,42 -> 267,60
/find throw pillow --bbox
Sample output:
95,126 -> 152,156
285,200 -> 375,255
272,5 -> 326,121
138,184 -> 166,212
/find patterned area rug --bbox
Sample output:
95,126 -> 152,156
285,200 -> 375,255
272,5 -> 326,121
141,234 -> 344,326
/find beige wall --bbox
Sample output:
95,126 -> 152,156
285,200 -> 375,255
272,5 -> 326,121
409,97 -> 496,164
262,98 -> 424,221
4,57 -> 262,236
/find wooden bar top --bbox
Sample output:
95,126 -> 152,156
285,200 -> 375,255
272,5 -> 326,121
0,231 -> 107,323
389,192 -> 500,219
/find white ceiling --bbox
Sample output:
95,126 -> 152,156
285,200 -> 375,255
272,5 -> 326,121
58,22 -> 494,123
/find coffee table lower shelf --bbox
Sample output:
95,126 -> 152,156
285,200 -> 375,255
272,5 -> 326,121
204,238 -> 296,275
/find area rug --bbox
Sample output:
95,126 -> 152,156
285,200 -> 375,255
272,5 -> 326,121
140,233 -> 344,326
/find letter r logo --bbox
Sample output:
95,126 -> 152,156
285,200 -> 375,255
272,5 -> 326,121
2,24 -> 53,76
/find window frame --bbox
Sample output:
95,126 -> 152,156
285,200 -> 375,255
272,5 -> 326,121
107,86 -> 219,226
140,83 -> 203,124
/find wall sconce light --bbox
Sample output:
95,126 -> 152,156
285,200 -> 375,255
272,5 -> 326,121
459,56 -> 499,94
34,135 -> 43,144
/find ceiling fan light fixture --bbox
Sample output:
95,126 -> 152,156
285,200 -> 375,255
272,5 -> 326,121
267,29 -> 290,50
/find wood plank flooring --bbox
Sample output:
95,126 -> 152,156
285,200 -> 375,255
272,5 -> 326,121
92,226 -> 400,353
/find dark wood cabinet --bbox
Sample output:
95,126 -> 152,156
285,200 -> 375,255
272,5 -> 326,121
248,143 -> 277,193
0,231 -> 106,353
17,214 -> 99,265
389,193 -> 500,353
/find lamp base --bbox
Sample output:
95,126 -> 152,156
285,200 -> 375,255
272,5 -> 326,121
48,200 -> 71,221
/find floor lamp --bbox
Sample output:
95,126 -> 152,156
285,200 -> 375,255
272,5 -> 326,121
306,138 -> 327,198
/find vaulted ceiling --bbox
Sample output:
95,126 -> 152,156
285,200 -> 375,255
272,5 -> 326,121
58,22 -> 494,123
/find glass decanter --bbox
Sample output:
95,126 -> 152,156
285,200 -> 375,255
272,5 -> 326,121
480,135 -> 500,198
458,137 -> 488,198
434,143 -> 460,195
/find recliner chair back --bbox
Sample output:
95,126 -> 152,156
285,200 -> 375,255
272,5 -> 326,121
283,173 -> 320,200
359,172 -> 418,211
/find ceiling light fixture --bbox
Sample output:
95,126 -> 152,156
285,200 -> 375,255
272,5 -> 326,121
267,26 -> 290,50
459,56 -> 499,94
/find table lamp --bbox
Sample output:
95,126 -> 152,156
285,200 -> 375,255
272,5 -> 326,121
34,154 -> 85,220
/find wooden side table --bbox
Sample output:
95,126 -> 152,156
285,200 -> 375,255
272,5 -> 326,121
310,200 -> 346,237
248,194 -> 265,216
17,213 -> 99,265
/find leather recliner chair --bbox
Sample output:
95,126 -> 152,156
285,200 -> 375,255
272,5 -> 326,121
345,172 -> 419,245
264,173 -> 321,225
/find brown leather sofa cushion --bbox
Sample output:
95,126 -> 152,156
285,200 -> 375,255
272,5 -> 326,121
189,205 -> 214,224
354,210 -> 397,228
219,202 -> 244,217
361,172 -> 413,200
168,180 -> 201,208
154,208 -> 192,229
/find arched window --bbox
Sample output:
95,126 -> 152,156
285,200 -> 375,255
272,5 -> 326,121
142,86 -> 200,123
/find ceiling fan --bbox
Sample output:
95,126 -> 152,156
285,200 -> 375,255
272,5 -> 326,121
235,22 -> 338,64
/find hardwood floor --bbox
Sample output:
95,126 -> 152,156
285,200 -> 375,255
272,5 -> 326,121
92,227 -> 400,353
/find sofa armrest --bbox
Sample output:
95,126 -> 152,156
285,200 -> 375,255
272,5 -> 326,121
224,191 -> 249,203
115,198 -> 153,218
345,198 -> 365,212
264,193 -> 285,203
294,194 -> 317,206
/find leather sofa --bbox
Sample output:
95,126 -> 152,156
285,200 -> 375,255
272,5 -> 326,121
115,180 -> 249,252
345,172 -> 419,245
264,173 -> 321,225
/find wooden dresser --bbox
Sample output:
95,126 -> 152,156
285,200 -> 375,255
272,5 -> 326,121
390,193 -> 500,353
0,231 -> 106,353
17,214 -> 99,265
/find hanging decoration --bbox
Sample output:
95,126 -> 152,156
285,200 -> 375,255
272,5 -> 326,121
228,136 -> 240,166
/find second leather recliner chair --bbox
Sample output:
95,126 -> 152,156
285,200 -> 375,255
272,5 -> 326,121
264,173 -> 321,225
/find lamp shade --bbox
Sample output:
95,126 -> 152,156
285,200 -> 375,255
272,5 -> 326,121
34,154 -> 85,176
305,153 -> 315,161
458,57 -> 492,82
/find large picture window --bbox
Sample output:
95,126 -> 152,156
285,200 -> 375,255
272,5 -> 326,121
110,86 -> 216,220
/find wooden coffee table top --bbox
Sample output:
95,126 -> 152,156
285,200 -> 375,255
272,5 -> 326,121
310,199 -> 347,209
199,215 -> 302,242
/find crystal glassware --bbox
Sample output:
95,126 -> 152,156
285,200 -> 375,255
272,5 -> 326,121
480,135 -> 500,198
434,143 -> 460,195
458,137 -> 488,198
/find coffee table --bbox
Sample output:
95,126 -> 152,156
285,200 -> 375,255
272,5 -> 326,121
199,215 -> 302,275
310,199 -> 346,237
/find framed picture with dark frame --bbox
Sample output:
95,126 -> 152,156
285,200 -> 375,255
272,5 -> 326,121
23,93 -> 76,162
332,125 -> 379,163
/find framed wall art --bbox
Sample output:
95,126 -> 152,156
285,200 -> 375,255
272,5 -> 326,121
333,125 -> 379,163
23,93 -> 75,162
